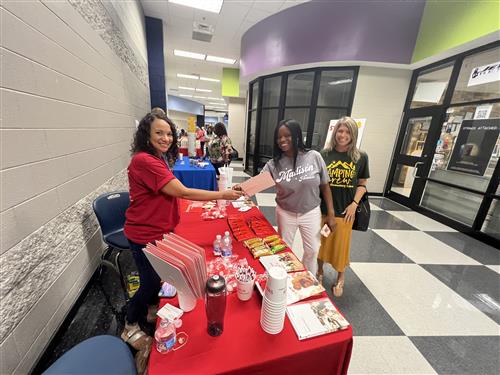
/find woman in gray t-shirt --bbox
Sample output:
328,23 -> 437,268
262,119 -> 336,275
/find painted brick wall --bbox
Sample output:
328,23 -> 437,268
0,1 -> 149,373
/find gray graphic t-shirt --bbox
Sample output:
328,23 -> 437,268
262,150 -> 329,214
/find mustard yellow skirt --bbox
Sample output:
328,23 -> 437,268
318,216 -> 353,272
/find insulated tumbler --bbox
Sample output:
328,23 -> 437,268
205,275 -> 227,337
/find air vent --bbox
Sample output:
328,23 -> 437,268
193,21 -> 214,43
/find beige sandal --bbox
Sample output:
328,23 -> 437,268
333,280 -> 344,297
121,326 -> 152,352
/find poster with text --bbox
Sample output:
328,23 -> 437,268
324,118 -> 366,149
447,118 -> 499,176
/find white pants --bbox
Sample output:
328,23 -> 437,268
275,205 -> 321,275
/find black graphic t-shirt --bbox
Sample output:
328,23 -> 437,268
320,149 -> 370,216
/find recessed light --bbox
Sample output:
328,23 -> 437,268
168,0 -> 223,14
200,76 -> 220,82
178,86 -> 195,91
193,95 -> 207,99
177,73 -> 199,80
179,94 -> 193,98
195,88 -> 212,93
174,49 -> 206,60
206,55 -> 236,64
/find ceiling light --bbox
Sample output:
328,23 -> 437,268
177,73 -> 199,80
179,94 -> 193,98
195,88 -> 212,92
208,97 -> 225,101
174,49 -> 205,60
206,55 -> 236,64
200,76 -> 220,82
328,79 -> 352,86
168,0 -> 223,14
208,102 -> 223,105
178,86 -> 195,91
193,95 -> 207,99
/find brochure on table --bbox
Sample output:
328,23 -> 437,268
286,297 -> 350,340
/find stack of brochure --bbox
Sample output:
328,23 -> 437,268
286,297 -> 350,340
143,233 -> 206,312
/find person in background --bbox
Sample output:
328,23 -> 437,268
261,119 -> 335,275
205,125 -> 214,157
317,116 -> 370,297
208,122 -> 233,176
178,128 -> 188,157
196,125 -> 206,157
150,107 -> 165,116
121,112 -> 242,371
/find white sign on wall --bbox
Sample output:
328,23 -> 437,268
324,118 -> 367,149
467,61 -> 500,87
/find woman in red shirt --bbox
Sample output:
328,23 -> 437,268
122,112 -> 242,364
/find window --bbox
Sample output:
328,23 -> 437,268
246,67 -> 358,175
410,63 -> 454,109
452,46 -> 500,104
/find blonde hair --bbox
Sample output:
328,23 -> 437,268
324,116 -> 361,163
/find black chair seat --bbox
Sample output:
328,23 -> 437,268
104,230 -> 129,250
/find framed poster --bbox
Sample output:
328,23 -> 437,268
447,118 -> 500,176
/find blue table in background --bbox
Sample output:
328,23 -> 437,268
172,156 -> 217,191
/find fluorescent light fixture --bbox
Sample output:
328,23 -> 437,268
193,95 -> 207,99
200,76 -> 220,82
328,79 -> 352,86
206,55 -> 236,64
168,0 -> 223,14
179,94 -> 193,98
174,49 -> 205,60
177,73 -> 199,80
178,86 -> 195,91
208,102 -> 225,105
195,88 -> 212,93
208,97 -> 225,101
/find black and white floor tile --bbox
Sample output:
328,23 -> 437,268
37,160 -> 500,374
230,161 -> 500,375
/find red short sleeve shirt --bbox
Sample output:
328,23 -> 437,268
124,152 -> 180,244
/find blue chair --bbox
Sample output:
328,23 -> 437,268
93,191 -> 130,302
42,335 -> 137,374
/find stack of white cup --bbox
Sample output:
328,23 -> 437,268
260,266 -> 288,334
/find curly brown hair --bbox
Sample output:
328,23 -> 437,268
131,113 -> 179,164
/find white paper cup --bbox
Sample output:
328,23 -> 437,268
264,267 -> 288,303
236,278 -> 254,301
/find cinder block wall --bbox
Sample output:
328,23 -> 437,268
0,1 -> 149,373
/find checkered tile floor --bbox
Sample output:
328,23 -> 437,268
231,161 -> 500,375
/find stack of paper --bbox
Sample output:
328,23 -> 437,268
286,297 -> 350,340
143,233 -> 206,312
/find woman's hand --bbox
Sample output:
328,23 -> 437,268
326,213 -> 336,232
342,202 -> 358,223
232,184 -> 243,192
222,189 -> 244,200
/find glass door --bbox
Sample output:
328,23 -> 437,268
386,108 -> 443,206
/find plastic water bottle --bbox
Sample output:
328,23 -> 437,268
154,319 -> 177,354
221,232 -> 232,257
213,234 -> 222,256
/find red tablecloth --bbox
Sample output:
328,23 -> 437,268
148,201 -> 353,375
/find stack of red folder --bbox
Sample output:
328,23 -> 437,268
143,233 -> 206,312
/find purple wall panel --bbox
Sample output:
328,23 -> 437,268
240,0 -> 426,78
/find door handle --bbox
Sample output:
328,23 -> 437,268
412,162 -> 424,178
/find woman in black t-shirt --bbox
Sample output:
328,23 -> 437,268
317,117 -> 370,297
